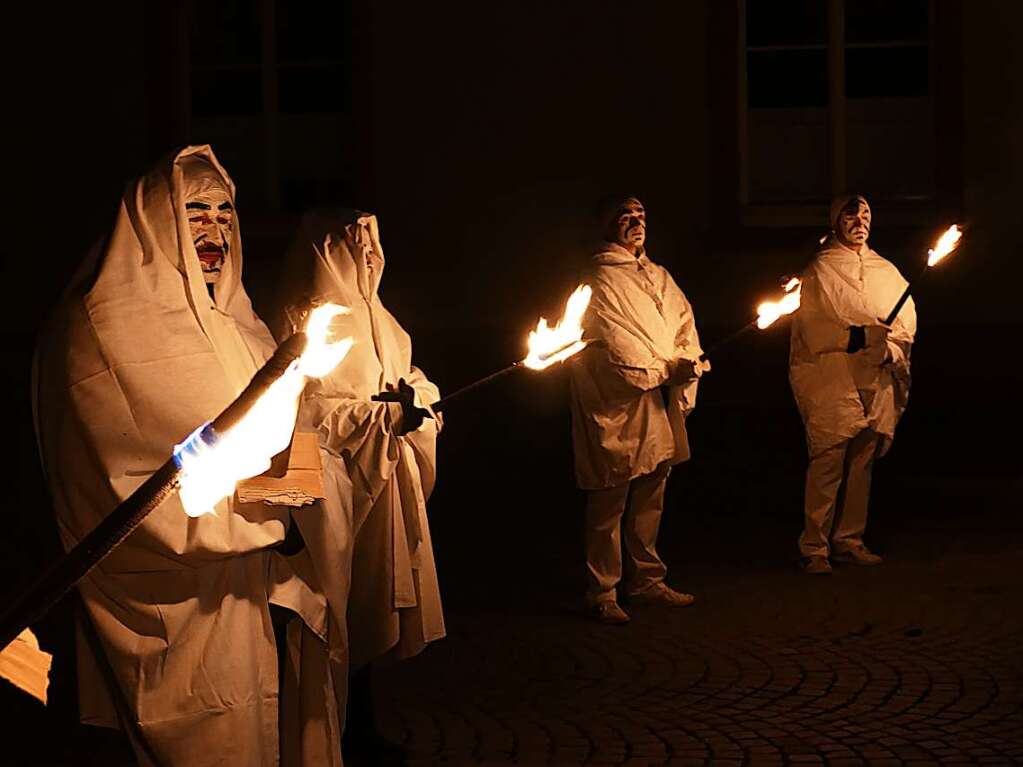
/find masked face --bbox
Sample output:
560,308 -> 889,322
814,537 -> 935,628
609,198 -> 646,254
186,191 -> 234,283
837,198 -> 871,250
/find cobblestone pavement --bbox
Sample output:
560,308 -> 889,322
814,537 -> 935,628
376,547 -> 1023,766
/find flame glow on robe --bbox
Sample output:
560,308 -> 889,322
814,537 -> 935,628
175,303 -> 353,517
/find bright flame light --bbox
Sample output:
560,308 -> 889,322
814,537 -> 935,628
299,303 -> 353,378
756,278 -> 802,330
927,224 -> 963,267
176,302 -> 353,517
523,285 -> 592,370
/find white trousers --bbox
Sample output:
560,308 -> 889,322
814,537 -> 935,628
584,461 -> 671,605
799,428 -> 881,558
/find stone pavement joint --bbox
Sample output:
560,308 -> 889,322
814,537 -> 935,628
380,547 -> 1023,766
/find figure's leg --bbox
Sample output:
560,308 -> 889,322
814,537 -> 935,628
343,662 -> 404,763
832,429 -> 881,555
584,483 -> 629,606
621,461 -> 671,596
799,440 -> 849,559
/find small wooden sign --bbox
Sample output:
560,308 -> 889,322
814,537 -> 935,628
236,431 -> 324,507
0,629 -> 51,704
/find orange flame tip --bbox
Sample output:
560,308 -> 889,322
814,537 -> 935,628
927,224 -> 962,268
523,285 -> 592,371
756,278 -> 802,330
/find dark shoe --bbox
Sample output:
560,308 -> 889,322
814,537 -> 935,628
629,582 -> 696,607
588,601 -> 630,625
832,545 -> 883,566
802,556 -> 833,575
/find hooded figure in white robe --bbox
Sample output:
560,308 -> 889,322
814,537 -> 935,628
789,194 -> 916,571
569,196 -> 707,623
274,209 -> 445,674
33,145 -> 333,766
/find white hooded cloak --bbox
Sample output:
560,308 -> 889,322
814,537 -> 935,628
789,233 -> 917,458
570,243 -> 702,490
33,145 -> 320,766
275,210 -> 445,673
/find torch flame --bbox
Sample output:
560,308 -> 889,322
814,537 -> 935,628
756,278 -> 802,330
298,303 -> 355,378
522,285 -> 592,370
927,224 -> 963,267
176,302 -> 353,517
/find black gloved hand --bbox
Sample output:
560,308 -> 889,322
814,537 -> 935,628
847,326 -> 866,353
371,378 -> 429,436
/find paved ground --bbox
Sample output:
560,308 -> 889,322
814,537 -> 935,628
366,354 -> 1023,766
376,526 -> 1023,766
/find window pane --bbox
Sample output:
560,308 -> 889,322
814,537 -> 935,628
747,50 -> 828,108
846,46 -> 929,99
188,0 -> 261,115
845,0 -> 928,44
192,70 -> 262,116
746,0 -> 827,47
279,66 -> 350,114
276,2 -> 350,64
189,0 -> 261,68
276,3 -> 351,114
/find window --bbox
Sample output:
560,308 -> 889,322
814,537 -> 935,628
185,0 -> 355,212
740,0 -> 934,224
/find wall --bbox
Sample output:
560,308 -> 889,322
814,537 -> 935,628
356,1 -> 710,346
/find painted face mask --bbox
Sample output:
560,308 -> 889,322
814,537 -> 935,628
604,196 -> 646,253
186,191 -> 233,283
834,195 -> 871,250
181,155 -> 234,284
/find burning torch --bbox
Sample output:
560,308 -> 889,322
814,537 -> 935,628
882,225 -> 962,327
0,304 -> 352,652
431,285 -> 592,412
699,277 -> 803,360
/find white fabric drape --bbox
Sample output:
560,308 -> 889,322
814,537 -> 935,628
789,235 -> 917,458
275,209 -> 445,674
33,145 -> 319,766
569,244 -> 702,490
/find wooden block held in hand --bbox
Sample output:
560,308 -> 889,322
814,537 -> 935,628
237,431 -> 324,507
0,629 -> 52,704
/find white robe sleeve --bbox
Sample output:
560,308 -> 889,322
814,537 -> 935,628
793,271 -> 852,356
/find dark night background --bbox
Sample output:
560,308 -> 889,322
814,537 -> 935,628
1,1 -> 1021,765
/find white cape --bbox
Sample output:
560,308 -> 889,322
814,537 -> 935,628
569,244 -> 702,490
33,145 -> 321,766
789,235 -> 917,457
275,210 -> 445,673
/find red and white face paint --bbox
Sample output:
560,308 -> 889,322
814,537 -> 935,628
186,190 -> 233,284
180,153 -> 235,285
